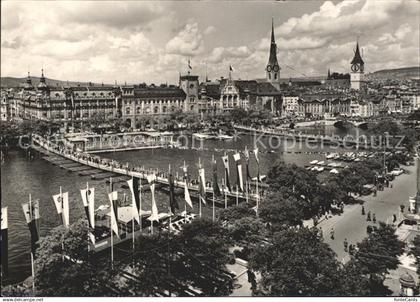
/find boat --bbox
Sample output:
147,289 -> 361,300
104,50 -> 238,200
216,134 -> 234,141
326,153 -> 337,159
192,132 -> 216,140
309,160 -> 319,165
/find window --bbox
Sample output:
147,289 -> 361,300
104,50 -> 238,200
154,106 -> 159,114
126,107 -> 131,115
136,107 -> 141,114
268,74 -> 271,80
274,73 -> 277,80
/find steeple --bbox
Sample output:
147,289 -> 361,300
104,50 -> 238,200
327,68 -> 331,79
268,18 -> 278,66
37,68 -> 48,90
266,18 -> 280,89
24,71 -> 34,90
351,42 -> 364,65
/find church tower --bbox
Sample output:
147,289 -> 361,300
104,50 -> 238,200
266,19 -> 280,89
350,41 -> 365,90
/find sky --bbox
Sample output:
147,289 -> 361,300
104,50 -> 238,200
1,0 -> 419,85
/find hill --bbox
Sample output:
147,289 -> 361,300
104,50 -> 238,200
0,76 -> 111,88
368,66 -> 420,80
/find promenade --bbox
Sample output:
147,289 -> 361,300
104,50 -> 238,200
318,159 -> 418,262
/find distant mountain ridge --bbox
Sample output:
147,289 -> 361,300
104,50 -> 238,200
368,66 -> 420,80
1,66 -> 419,88
0,76 -> 111,88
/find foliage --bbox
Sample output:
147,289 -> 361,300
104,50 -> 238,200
34,220 -> 119,297
128,219 -> 234,296
355,222 -> 404,276
249,227 -> 344,296
218,203 -> 255,223
259,192 -> 305,227
409,235 -> 420,274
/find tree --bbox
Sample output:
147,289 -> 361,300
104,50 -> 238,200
266,163 -> 324,218
409,235 -> 420,274
249,227 -> 344,296
34,220 -> 119,296
218,204 -> 255,223
354,222 -> 405,295
259,192 -> 306,228
128,219 -> 234,296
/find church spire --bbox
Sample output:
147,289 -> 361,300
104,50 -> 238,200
351,41 -> 364,65
268,18 -> 278,66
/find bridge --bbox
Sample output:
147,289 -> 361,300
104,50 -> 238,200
31,134 -> 261,204
234,124 -> 376,149
333,119 -> 369,129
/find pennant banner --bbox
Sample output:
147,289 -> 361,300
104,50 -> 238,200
222,155 -> 232,192
184,182 -> 193,208
168,173 -> 179,214
62,192 -> 70,229
108,192 -> 119,237
233,152 -> 244,191
212,158 -> 221,196
127,178 -> 140,224
147,174 -> 159,221
22,200 -> 40,254
199,168 -> 206,205
1,207 -> 8,276
81,188 -> 95,228
244,147 -> 252,180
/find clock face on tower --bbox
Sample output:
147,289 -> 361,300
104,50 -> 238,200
266,65 -> 272,72
351,64 -> 359,72
273,65 -> 280,72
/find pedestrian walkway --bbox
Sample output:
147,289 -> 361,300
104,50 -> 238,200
317,160 -> 418,262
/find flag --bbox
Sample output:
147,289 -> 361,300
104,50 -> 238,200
81,187 -> 95,228
212,157 -> 221,196
62,192 -> 70,228
127,178 -> 140,224
230,65 -> 234,72
22,200 -> 40,254
233,152 -> 244,191
222,155 -> 232,192
244,146 -> 252,180
88,189 -> 95,230
108,192 -> 119,237
1,207 -> 8,276
188,59 -> 192,70
184,182 -> 193,208
53,191 -> 69,228
253,147 -> 260,164
147,174 -> 159,221
182,164 -> 189,181
254,147 -> 260,181
168,173 -> 179,214
198,167 -> 207,205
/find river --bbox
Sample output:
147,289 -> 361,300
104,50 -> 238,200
1,125 -> 368,284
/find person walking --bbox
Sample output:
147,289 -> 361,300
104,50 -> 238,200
361,205 -> 365,215
330,227 -> 335,240
343,238 -> 348,252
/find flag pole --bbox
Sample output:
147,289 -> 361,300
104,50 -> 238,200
139,178 -> 142,233
199,158 -> 202,218
29,194 -> 35,293
131,177 -> 135,253
109,178 -> 114,270
212,155 -> 215,222
87,182 -> 90,253
236,185 -> 239,206
223,178 -> 227,209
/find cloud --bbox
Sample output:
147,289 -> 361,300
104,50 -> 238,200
207,46 -> 252,63
165,22 -> 205,56
203,26 -> 216,35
